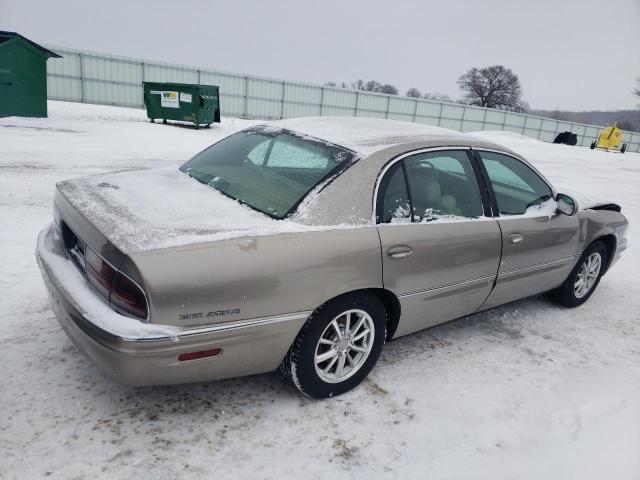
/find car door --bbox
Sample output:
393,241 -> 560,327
474,150 -> 581,309
376,148 -> 502,338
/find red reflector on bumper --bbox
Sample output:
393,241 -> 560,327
178,348 -> 221,361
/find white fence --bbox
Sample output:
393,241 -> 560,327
45,45 -> 640,153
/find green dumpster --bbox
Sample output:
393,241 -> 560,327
143,82 -> 220,128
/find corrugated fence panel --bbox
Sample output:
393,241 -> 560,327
356,92 -> 387,116
415,101 -> 442,122
505,113 -> 526,128
47,74 -> 81,102
322,88 -> 357,116
46,50 -> 82,101
199,71 -> 245,117
283,84 -> 322,118
47,50 -> 81,77
83,56 -> 141,84
461,106 -> 485,132
387,97 -> 416,122
485,110 -> 506,128
247,78 -> 283,119
42,45 -> 640,152
143,64 -> 198,84
84,80 -> 141,107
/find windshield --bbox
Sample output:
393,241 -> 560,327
180,126 -> 357,219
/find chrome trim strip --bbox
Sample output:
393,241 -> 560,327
398,274 -> 495,299
129,311 -> 313,343
499,255 -> 577,277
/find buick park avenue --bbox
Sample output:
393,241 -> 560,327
36,117 -> 628,398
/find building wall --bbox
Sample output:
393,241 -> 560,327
43,45 -> 640,152
0,39 -> 48,117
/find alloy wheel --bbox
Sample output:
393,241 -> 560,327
314,309 -> 375,384
574,252 -> 602,299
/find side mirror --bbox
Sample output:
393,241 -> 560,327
556,193 -> 577,216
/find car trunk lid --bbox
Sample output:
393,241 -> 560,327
55,166 -> 296,255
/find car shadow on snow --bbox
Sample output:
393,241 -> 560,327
62,293 -> 572,414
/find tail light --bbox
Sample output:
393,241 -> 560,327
111,272 -> 148,319
85,246 -> 148,320
85,247 -> 115,300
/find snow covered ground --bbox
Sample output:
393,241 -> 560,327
1,101 -> 639,480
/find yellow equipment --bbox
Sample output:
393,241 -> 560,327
590,122 -> 628,153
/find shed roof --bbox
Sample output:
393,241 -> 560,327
0,31 -> 62,58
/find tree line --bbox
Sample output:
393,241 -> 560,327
326,65 -> 529,112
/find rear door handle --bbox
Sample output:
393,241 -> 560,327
507,233 -> 524,244
387,245 -> 414,259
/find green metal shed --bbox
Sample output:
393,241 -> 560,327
0,31 -> 61,118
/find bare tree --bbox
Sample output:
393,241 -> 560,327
458,65 -> 527,112
379,84 -> 399,95
352,80 -> 380,91
406,88 -> 422,98
351,79 -> 399,95
324,81 -> 351,89
424,92 -> 453,103
327,79 -> 401,95
635,77 -> 640,105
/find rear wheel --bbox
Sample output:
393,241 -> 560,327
549,240 -> 608,307
280,292 -> 386,398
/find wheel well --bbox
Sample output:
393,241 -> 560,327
596,234 -> 617,274
365,288 -> 401,341
318,289 -> 401,341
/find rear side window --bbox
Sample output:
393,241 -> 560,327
376,150 -> 484,224
478,151 -> 552,215
404,151 -> 484,221
376,162 -> 411,223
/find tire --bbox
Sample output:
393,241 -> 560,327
549,240 -> 608,307
590,141 -> 596,150
280,292 -> 386,399
621,143 -> 627,154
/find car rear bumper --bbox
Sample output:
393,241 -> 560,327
36,222 -> 309,386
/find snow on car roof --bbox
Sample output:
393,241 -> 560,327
272,116 -> 471,155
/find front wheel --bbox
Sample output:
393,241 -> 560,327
549,240 -> 608,307
280,292 -> 386,398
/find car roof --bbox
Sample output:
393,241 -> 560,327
272,116 -> 505,155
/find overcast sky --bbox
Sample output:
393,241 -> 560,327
2,0 -> 639,111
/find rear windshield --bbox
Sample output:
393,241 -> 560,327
180,126 -> 357,219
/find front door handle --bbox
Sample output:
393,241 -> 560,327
507,233 -> 524,244
387,245 -> 414,259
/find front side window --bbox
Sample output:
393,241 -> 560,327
478,151 -> 552,215
405,150 -> 484,222
180,126 -> 357,218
